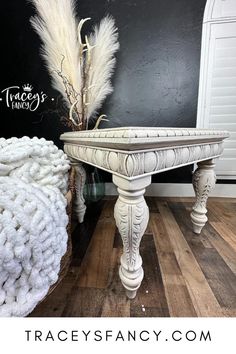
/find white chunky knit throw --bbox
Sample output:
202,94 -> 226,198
0,136 -> 70,195
0,137 -> 70,317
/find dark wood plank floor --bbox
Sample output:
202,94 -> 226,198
30,197 -> 236,317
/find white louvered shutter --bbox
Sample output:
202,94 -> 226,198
197,0 -> 236,178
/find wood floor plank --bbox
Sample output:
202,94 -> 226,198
159,197 -> 235,203
199,235 -> 213,249
206,198 -> 236,203
100,199 -> 116,217
130,306 -> 168,317
170,202 -> 236,309
30,197 -> 236,318
231,203 -> 236,211
113,229 -> 123,248
216,199 -> 236,216
210,221 -> 236,251
151,213 -> 172,253
62,287 -> 106,317
71,200 -> 104,267
199,252 -> 236,309
150,213 -> 197,317
206,204 -> 222,223
101,248 -> 130,317
208,201 -> 236,232
157,252 -> 198,317
146,197 -> 160,213
130,233 -> 170,317
78,200 -> 116,288
157,201 -> 223,316
167,201 -> 214,248
202,224 -> 236,275
222,308 -> 236,317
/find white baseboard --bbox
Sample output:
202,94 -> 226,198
105,183 -> 236,198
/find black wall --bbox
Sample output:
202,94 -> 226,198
0,0 -> 206,183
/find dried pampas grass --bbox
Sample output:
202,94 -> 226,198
30,0 -> 119,130
85,16 -> 119,121
30,0 -> 83,123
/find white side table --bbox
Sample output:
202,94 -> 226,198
61,127 -> 229,299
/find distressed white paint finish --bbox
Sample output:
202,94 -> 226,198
61,128 -> 228,180
61,126 -> 227,150
113,175 -> 151,299
70,160 -> 87,223
197,0 -> 236,178
191,159 -> 216,234
60,127 -> 228,298
64,142 -> 224,179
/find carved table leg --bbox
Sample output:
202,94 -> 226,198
191,159 -> 216,234
73,161 -> 87,223
113,175 -> 152,299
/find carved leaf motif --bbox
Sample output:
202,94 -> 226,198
114,198 -> 148,270
192,166 -> 216,208
65,141 -> 223,178
74,163 -> 87,222
192,169 -> 201,201
200,177 -> 215,206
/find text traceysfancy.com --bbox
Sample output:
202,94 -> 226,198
25,329 -> 211,342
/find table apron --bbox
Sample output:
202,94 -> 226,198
64,141 -> 224,181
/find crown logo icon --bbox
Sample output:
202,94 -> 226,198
22,84 -> 33,92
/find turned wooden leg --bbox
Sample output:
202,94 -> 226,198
113,175 -> 151,299
73,161 -> 87,223
191,159 -> 216,234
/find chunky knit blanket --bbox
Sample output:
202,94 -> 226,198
0,137 -> 70,317
0,136 -> 69,195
